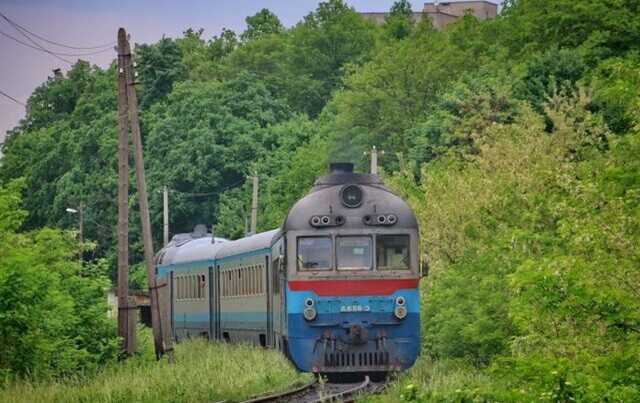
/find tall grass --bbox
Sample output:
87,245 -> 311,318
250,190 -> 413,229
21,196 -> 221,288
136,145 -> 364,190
0,334 -> 311,403
362,357 -> 498,402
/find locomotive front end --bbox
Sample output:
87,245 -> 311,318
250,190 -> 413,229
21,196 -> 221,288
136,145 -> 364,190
283,163 -> 421,374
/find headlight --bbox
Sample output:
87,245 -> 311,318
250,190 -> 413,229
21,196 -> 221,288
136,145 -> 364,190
394,305 -> 407,320
303,307 -> 317,321
395,296 -> 405,306
303,298 -> 316,321
341,185 -> 363,208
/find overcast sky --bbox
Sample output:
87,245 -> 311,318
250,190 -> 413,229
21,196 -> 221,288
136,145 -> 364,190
0,0 -> 498,144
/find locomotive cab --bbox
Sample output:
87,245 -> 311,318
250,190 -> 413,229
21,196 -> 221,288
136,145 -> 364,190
283,163 -> 421,374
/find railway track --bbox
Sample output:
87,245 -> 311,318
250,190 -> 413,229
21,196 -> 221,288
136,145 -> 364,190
242,375 -> 386,403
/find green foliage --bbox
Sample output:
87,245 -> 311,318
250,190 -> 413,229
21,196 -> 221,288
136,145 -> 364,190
216,115 -> 327,238
590,52 -> 640,132
136,37 -> 187,108
514,47 -> 587,114
383,95 -> 640,401
499,0 -> 640,62
390,0 -> 412,18
20,62 -> 94,131
385,0 -> 414,39
144,72 -> 290,235
241,8 -> 284,42
0,180 -> 118,381
285,0 -> 378,116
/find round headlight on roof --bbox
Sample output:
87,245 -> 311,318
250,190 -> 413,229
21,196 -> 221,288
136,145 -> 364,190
340,185 -> 363,208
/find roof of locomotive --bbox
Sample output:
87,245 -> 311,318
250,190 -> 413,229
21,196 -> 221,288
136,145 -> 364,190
216,229 -> 281,260
283,170 -> 418,232
156,235 -> 228,266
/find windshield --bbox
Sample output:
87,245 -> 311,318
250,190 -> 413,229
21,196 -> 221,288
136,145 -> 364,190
337,236 -> 372,270
376,235 -> 410,270
297,237 -> 332,270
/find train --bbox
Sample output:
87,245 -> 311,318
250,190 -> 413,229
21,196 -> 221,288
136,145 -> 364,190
155,162 -> 422,374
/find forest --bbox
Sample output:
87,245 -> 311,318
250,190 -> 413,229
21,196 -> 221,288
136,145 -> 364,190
1,0 -> 639,401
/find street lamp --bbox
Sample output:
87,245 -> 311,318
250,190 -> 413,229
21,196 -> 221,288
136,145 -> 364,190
66,203 -> 84,264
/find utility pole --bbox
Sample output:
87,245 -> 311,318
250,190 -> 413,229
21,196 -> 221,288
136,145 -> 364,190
78,202 -> 84,264
371,146 -> 378,175
250,175 -> 258,235
116,28 -> 136,356
365,146 -> 384,175
119,27 -> 171,359
163,186 -> 169,246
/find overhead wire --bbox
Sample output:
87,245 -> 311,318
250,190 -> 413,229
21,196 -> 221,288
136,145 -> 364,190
166,178 -> 246,198
0,28 -> 73,64
0,11 -> 115,50
0,11 -> 114,63
0,88 -> 26,106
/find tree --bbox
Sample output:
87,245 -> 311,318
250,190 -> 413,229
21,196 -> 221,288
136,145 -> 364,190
385,1 -> 414,40
390,0 -> 412,18
0,179 -> 118,380
144,73 -> 290,236
241,9 -> 283,42
284,0 -> 378,116
136,38 -> 187,108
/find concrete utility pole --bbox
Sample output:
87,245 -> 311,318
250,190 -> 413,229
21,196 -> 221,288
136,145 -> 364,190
119,27 -> 171,359
163,186 -> 169,246
78,202 -> 84,264
250,175 -> 259,235
365,146 -> 384,175
66,205 -> 84,266
116,28 -> 136,356
371,146 -> 378,175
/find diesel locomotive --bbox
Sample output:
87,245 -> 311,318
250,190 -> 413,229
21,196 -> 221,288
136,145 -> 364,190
156,162 -> 421,374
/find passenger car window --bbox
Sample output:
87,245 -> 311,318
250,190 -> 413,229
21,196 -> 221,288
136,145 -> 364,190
297,237 -> 332,270
376,235 -> 410,270
337,236 -> 372,270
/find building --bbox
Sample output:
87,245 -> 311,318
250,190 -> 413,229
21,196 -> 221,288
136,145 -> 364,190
360,1 -> 498,29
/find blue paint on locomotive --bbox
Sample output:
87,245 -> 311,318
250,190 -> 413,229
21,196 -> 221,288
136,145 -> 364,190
285,287 -> 420,372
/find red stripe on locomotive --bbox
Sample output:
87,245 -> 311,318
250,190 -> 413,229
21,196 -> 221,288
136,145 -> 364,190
288,278 -> 419,296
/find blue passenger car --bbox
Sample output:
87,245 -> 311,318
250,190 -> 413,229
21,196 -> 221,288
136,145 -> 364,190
156,162 -> 422,374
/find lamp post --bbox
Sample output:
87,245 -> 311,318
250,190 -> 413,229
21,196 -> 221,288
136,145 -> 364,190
66,203 -> 84,264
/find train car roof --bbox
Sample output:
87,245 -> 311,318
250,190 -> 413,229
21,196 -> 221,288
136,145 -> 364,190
216,229 -> 281,260
157,235 -> 228,266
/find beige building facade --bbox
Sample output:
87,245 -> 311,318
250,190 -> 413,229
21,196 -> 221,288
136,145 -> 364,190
360,1 -> 498,29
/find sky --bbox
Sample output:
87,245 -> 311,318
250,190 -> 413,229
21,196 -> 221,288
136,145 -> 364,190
0,0 -> 499,145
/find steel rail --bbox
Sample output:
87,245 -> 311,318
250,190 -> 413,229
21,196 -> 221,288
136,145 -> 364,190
242,378 -> 318,403
309,376 -> 371,403
241,375 -> 387,403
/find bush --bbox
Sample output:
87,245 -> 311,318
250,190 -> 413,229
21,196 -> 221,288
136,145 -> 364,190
0,179 -> 118,381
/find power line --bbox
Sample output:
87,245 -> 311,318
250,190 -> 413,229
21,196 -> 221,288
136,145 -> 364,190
0,28 -> 73,64
0,24 -> 113,58
0,88 -> 26,106
0,11 -> 115,50
166,178 -> 246,198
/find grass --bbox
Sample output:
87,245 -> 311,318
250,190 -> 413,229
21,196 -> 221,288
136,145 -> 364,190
0,334 -> 311,403
360,357 -> 497,402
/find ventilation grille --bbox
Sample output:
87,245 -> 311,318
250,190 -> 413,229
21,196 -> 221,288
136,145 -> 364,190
324,351 -> 389,368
